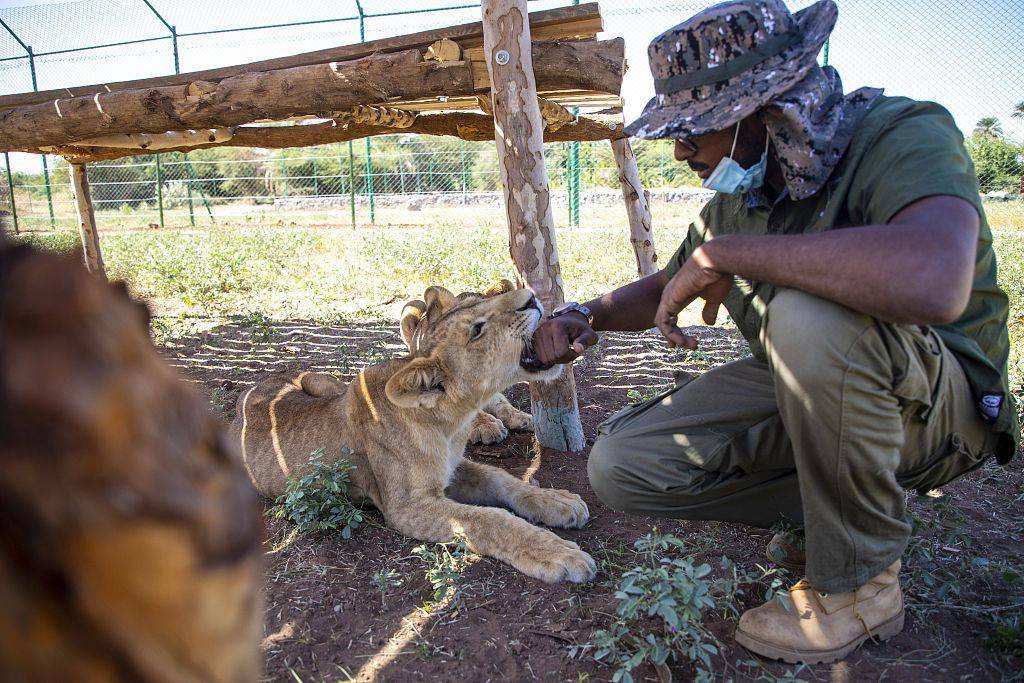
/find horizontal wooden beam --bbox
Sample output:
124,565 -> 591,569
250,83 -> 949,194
1,39 -> 623,153
0,3 -> 602,112
47,113 -> 626,163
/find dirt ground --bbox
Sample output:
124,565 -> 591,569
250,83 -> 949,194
161,315 -> 1024,682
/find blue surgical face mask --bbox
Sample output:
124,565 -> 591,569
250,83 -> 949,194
702,123 -> 770,195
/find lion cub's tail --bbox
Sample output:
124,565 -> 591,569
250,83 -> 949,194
295,372 -> 344,397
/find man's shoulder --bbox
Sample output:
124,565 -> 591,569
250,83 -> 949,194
852,95 -> 964,153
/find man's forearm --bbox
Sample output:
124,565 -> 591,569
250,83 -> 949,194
583,270 -> 669,332
701,218 -> 977,325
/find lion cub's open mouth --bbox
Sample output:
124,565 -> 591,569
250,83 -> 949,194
518,294 -> 552,372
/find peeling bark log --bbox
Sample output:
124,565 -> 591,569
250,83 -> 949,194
47,113 -> 625,164
69,164 -> 106,278
482,0 -> 585,452
0,245 -> 264,682
0,39 -> 624,153
1,50 -> 473,151
611,138 -> 658,277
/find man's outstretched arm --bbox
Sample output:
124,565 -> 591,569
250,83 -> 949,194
532,269 -> 669,366
656,195 -> 980,347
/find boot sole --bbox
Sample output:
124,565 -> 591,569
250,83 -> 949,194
735,609 -> 905,665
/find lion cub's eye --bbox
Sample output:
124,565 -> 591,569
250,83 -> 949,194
470,321 -> 486,340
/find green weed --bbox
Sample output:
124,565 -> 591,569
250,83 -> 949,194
411,536 -> 474,609
370,567 -> 404,607
270,448 -> 363,538
572,530 -> 784,683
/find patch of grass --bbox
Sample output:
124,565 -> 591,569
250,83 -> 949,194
411,536 -> 474,610
270,448 -> 363,537
572,530 -> 785,683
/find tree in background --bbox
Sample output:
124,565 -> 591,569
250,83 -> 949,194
974,116 -> 1004,138
967,130 -> 1023,193
1013,101 -> 1024,120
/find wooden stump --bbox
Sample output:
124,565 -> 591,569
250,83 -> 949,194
481,0 -> 585,451
69,163 -> 106,277
611,138 -> 657,277
0,245 -> 264,682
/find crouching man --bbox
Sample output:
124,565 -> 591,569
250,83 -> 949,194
532,0 -> 1017,664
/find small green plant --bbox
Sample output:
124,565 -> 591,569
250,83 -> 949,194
270,448 -> 363,537
626,385 -> 671,405
984,612 -> 1024,657
371,567 -> 404,606
243,310 -> 274,343
572,531 -> 783,683
411,536 -> 473,608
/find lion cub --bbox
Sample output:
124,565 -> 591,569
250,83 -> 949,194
400,279 -> 533,446
229,286 -> 596,583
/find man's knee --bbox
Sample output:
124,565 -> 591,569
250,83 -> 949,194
587,433 -> 640,513
762,288 -> 872,386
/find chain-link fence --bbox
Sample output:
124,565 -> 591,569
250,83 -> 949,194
2,0 -> 1022,233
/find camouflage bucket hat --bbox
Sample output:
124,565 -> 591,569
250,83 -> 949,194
625,0 -> 838,139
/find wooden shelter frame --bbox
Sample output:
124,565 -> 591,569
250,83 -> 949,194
0,1 -> 657,451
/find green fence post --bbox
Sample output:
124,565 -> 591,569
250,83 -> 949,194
348,141 -> 357,229
4,152 -> 17,234
155,154 -> 165,229
41,156 -> 55,230
822,37 -> 830,67
184,157 -> 213,224
460,139 -> 469,202
184,154 -> 196,226
312,155 -> 319,196
568,141 -> 580,228
365,138 -> 374,223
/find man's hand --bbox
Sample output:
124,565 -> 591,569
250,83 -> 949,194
655,245 -> 733,349
533,312 -> 599,366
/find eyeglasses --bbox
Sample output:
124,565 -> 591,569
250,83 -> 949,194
675,137 -> 698,154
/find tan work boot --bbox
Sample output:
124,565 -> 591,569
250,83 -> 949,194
766,530 -> 806,573
735,560 -> 905,664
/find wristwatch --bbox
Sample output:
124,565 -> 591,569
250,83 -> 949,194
550,301 -> 594,326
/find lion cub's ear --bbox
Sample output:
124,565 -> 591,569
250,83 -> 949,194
482,279 -> 515,297
400,299 -> 427,350
423,286 -> 456,322
385,356 -> 448,409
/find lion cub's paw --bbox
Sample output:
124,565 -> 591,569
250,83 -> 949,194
501,408 -> 533,432
513,533 -> 597,584
469,412 -> 508,445
516,487 -> 590,529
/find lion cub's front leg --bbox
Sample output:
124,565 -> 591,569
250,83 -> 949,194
387,495 -> 595,584
485,394 -> 532,432
468,411 -> 508,445
447,460 -> 589,529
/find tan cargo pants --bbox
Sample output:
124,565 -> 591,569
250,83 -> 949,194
588,288 -> 997,592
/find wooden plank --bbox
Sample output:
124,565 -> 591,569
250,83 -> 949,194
482,0 -> 585,452
69,164 -> 105,277
50,113 -> 627,164
0,3 -> 602,112
612,138 -> 658,277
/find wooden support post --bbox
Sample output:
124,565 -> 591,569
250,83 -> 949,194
611,138 -> 657,277
482,0 -> 585,451
69,163 -> 106,277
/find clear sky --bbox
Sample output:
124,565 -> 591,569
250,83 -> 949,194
2,0 -> 1022,174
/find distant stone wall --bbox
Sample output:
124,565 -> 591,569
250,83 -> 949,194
272,187 -> 716,211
